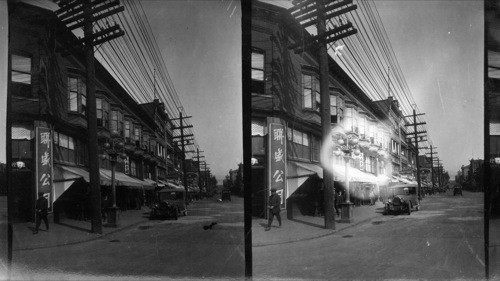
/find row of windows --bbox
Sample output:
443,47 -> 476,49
250,51 -> 401,152
11,54 -> 169,156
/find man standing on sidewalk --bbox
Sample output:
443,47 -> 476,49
265,188 -> 281,231
33,192 -> 49,234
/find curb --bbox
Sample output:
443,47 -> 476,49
14,220 -> 147,252
252,214 -> 378,247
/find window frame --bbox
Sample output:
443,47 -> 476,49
67,75 -> 87,116
302,72 -> 320,112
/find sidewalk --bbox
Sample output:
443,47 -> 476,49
252,201 -> 385,247
12,207 -> 151,251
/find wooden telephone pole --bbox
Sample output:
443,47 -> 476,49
56,0 -> 124,234
289,0 -> 358,230
171,112 -> 193,204
404,109 -> 426,199
426,145 -> 438,189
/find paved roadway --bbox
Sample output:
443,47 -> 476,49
7,197 -> 244,280
253,190 -> 485,280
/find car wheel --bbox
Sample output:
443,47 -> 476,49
407,203 -> 412,215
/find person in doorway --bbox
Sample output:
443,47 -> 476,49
369,189 -> 375,205
334,190 -> 342,217
33,192 -> 49,234
265,188 -> 281,231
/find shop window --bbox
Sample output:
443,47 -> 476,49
96,97 -> 109,128
302,73 -> 320,112
251,51 -> 265,94
68,76 -> 87,115
11,54 -> 33,98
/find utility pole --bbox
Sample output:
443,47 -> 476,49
434,158 -> 442,187
289,0 -> 358,230
194,148 -> 205,195
404,109 -> 426,200
426,145 -> 437,190
171,113 -> 193,204
56,0 -> 124,234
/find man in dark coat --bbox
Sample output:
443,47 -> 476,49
265,188 -> 281,231
33,192 -> 49,234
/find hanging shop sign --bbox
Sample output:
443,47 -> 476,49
268,123 -> 286,209
35,127 -> 52,209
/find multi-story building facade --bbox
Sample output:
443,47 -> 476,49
8,2 -> 184,222
251,1 -> 416,218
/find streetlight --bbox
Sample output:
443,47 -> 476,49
100,133 -> 127,227
333,131 -> 361,223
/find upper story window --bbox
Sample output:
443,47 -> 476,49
287,127 -> 310,160
344,107 -> 358,133
134,124 -> 142,145
11,54 -> 33,98
359,116 -> 366,139
124,120 -> 132,140
252,52 -> 264,81
68,76 -> 87,115
111,110 -> 124,136
251,51 -> 265,94
96,98 -> 110,129
302,73 -> 320,112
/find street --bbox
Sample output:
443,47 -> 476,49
7,196 -> 244,280
253,190 -> 484,280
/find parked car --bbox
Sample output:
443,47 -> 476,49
150,187 -> 187,220
221,189 -> 231,202
384,184 -> 420,215
150,200 -> 178,220
453,187 -> 463,196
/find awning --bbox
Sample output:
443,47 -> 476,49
286,161 -> 323,199
143,179 -> 158,190
99,169 -> 148,189
377,174 -> 391,185
332,164 -> 378,184
293,162 -> 324,179
56,165 -> 111,186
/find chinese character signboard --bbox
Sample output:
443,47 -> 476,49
36,127 -> 52,205
268,123 -> 286,209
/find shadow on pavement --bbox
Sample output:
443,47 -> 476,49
289,218 -> 324,229
56,222 -> 92,233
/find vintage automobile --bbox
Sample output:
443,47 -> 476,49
384,184 -> 420,215
150,187 -> 187,220
221,189 -> 231,202
150,200 -> 178,220
453,187 -> 463,196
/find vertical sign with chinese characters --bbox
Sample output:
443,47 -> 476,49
268,123 -> 286,209
36,127 -> 52,198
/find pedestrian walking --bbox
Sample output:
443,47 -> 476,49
33,192 -> 49,234
265,188 -> 281,231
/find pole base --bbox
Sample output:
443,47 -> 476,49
104,206 -> 120,228
340,202 -> 354,223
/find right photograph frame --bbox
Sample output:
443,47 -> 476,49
248,0 -> 490,279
